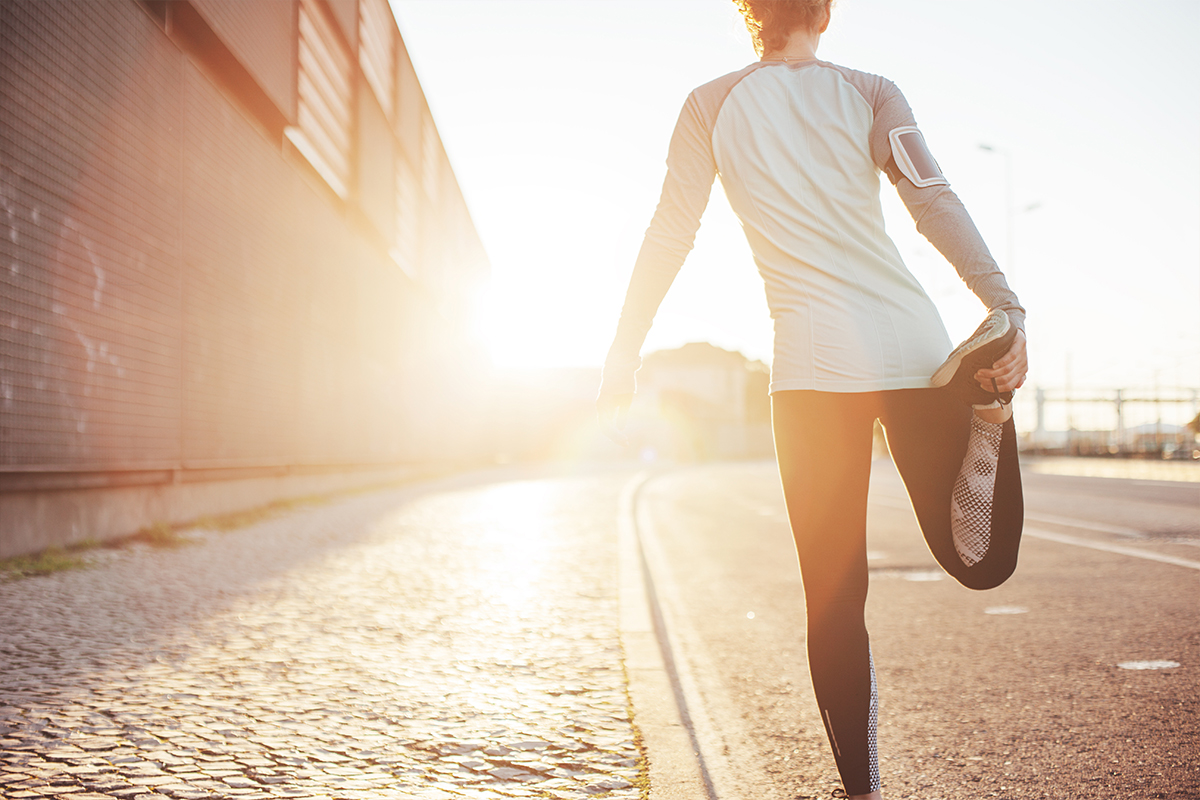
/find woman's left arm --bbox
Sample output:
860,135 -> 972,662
869,81 -> 1028,388
976,329 -> 1027,392
902,180 -> 1030,390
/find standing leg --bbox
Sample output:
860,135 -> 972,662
880,388 -> 1024,590
772,390 -> 880,797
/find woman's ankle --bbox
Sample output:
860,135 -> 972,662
974,402 -> 1012,424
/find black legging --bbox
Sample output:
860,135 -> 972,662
772,388 -> 1023,795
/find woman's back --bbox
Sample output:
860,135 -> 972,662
652,60 -> 952,392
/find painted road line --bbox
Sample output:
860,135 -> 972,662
1024,458 -> 1200,483
868,494 -> 915,512
1024,527 -> 1200,572
869,494 -> 1200,571
1117,660 -> 1182,670
1022,512 -> 1144,539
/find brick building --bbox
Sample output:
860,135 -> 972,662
0,0 -> 488,556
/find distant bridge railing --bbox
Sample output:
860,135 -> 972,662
1014,388 -> 1200,457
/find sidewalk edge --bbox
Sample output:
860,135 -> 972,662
618,471 -> 714,800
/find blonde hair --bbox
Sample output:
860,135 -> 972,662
733,0 -> 833,56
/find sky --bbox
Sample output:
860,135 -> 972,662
389,0 -> 1200,396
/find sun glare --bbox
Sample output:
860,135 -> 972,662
473,277 -> 610,370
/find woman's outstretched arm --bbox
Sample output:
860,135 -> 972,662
597,90 -> 720,438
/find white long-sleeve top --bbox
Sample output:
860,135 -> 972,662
601,59 -> 1024,396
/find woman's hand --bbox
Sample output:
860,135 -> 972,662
975,328 -> 1027,393
596,393 -> 633,447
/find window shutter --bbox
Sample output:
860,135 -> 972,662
288,0 -> 352,196
358,0 -> 395,119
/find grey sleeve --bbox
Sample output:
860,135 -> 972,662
870,81 -> 1026,334
599,91 -> 718,396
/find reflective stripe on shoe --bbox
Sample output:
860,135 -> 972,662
931,309 -> 1017,407
931,309 -> 1011,388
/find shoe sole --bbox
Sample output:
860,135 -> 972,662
931,310 -> 1012,389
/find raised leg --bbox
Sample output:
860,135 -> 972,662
880,388 -> 1024,590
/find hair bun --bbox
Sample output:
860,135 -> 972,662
733,0 -> 833,56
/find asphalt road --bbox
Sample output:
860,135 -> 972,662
2,459 -> 1194,800
633,458 -> 1199,800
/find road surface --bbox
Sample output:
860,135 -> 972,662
633,457 -> 1199,800
1,458 -> 1194,800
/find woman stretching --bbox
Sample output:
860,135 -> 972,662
597,2 -> 1028,797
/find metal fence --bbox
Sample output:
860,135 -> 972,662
1014,387 -> 1200,457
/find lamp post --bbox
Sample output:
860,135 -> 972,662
979,144 -> 1040,288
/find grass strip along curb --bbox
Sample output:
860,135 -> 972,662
0,466 -> 464,582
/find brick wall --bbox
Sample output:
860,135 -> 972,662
0,0 -> 487,489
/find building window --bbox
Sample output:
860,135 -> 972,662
393,153 -> 420,281
287,0 -> 352,197
395,47 -> 421,158
421,112 -> 439,208
358,0 -> 394,119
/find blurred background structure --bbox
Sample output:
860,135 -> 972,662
3,1 -> 1197,559
0,0 -> 487,557
386,0 -> 1199,465
481,343 -> 773,466
1015,387 -> 1200,459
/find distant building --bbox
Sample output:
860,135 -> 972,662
483,367 -> 604,463
458,344 -> 773,466
0,0 -> 487,556
635,342 -> 772,461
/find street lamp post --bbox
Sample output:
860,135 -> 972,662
978,144 -> 1013,280
979,144 -> 1040,288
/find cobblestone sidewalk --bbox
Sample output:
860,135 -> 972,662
0,471 -> 644,799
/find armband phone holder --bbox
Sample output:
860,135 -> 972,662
887,126 -> 948,188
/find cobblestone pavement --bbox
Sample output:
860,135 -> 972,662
0,469 -> 645,799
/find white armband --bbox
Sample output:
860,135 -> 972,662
888,126 -> 948,188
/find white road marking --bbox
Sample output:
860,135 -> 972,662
1025,528 -> 1200,571
1022,512 -> 1143,539
869,494 -> 911,511
870,494 -> 1200,571
1118,660 -> 1181,670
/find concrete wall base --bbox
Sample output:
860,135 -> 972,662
0,466 -> 420,560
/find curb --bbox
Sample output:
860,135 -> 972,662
618,471 -> 717,800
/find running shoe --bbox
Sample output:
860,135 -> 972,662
931,308 -> 1017,407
